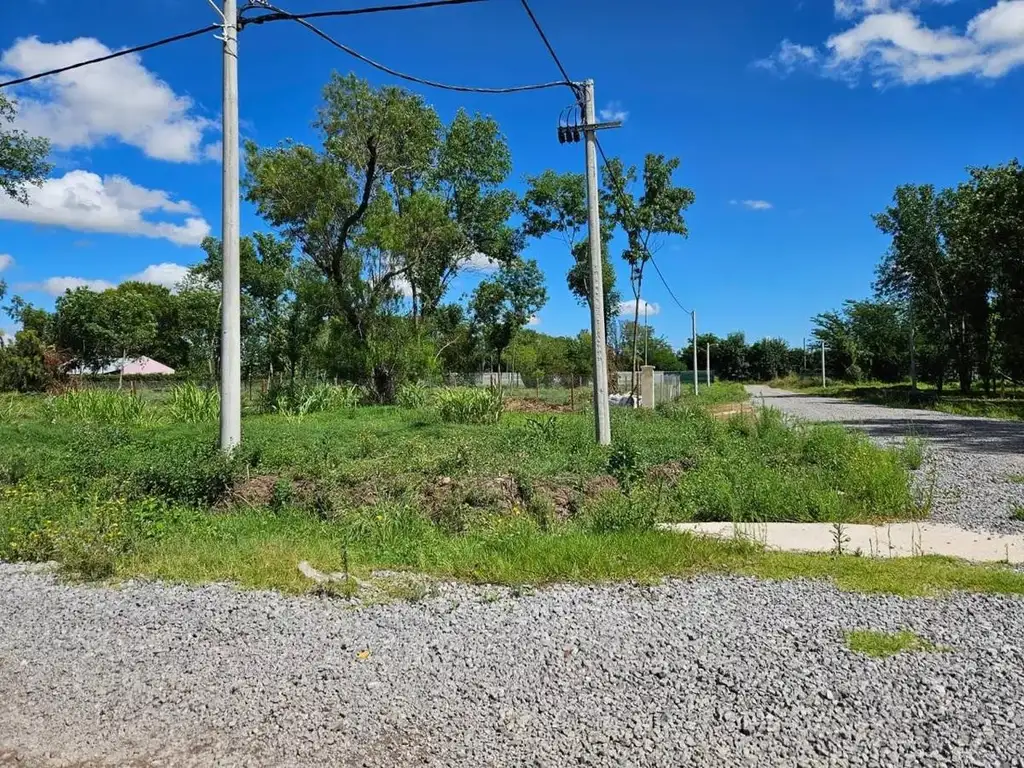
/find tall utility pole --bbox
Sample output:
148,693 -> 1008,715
582,79 -> 611,446
219,0 -> 242,453
706,342 -> 711,387
691,310 -> 698,396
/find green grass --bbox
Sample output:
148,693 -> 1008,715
1011,506 -> 1024,522
773,375 -> 1024,421
7,382 -> 1010,598
845,629 -> 948,658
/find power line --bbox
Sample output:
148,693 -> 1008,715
0,25 -> 220,90
240,0 -> 486,26
517,0 -> 576,93
262,2 -> 568,93
593,135 -> 692,315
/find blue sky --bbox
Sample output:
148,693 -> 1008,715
1,0 -> 1023,349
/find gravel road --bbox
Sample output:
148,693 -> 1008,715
2,564 -> 1023,768
746,385 -> 1024,534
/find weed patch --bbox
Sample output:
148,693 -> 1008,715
845,629 -> 947,658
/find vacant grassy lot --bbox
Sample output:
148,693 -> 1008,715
773,375 -> 1024,421
2,381 -> 1021,597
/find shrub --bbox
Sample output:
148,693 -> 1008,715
132,442 -> 248,507
435,387 -> 503,425
169,382 -> 220,424
607,438 -> 645,493
0,331 -> 64,393
44,389 -> 150,425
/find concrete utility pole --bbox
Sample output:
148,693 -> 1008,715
821,341 -> 827,389
582,80 -> 611,446
909,300 -> 917,390
219,0 -> 242,452
691,310 -> 699,396
706,342 -> 711,387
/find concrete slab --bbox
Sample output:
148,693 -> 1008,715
659,521 -> 1024,564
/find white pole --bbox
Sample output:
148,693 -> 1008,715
219,0 -> 242,452
706,342 -> 711,387
643,302 -> 649,366
691,310 -> 698,396
821,341 -> 826,389
583,80 -> 611,446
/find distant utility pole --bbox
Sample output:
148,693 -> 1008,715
219,0 -> 242,453
561,80 -> 621,445
802,337 -> 808,372
706,342 -> 711,387
691,310 -> 698,396
820,341 -> 827,389
643,302 -> 649,366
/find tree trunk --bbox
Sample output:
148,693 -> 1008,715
118,348 -> 126,390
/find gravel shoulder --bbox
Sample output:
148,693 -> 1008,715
2,564 -> 1024,768
747,385 -> 1024,534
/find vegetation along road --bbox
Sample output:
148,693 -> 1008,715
748,385 -> 1024,535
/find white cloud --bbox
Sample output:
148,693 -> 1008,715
203,141 -> 223,163
753,40 -> 819,74
731,199 -> 774,210
0,170 -> 210,246
599,102 -> 629,123
1,36 -> 218,162
618,299 -> 660,318
27,276 -> 116,296
834,0 -> 958,19
126,263 -> 190,290
0,254 -> 12,272
527,315 -> 541,327
463,251 -> 500,272
757,0 -> 1024,85
18,262 -> 193,297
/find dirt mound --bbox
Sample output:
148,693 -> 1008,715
504,398 -> 574,414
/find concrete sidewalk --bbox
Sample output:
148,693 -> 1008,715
661,521 -> 1024,564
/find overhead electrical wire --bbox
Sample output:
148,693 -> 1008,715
517,0 -> 578,97
260,1 -> 569,93
0,24 -> 220,90
239,0 -> 486,26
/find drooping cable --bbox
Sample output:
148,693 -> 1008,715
259,2 -> 568,93
517,0 -> 580,100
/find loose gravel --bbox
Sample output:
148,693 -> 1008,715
747,385 -> 1024,534
2,564 -> 1023,768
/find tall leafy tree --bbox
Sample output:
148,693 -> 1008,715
603,154 -> 695,390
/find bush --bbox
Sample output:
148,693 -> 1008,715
132,442 -> 248,507
0,331 -> 63,393
44,389 -> 150,425
169,382 -> 220,423
435,387 -> 503,425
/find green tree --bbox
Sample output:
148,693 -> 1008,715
521,169 -> 618,330
0,330 -> 59,392
244,74 -> 520,399
603,154 -> 695,389
470,259 -> 547,394
0,94 -> 51,204
748,337 -> 792,381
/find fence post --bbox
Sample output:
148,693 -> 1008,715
640,365 -> 655,409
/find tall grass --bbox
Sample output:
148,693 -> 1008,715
44,389 -> 150,425
435,387 -> 504,424
169,382 -> 220,424
265,382 -> 363,417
